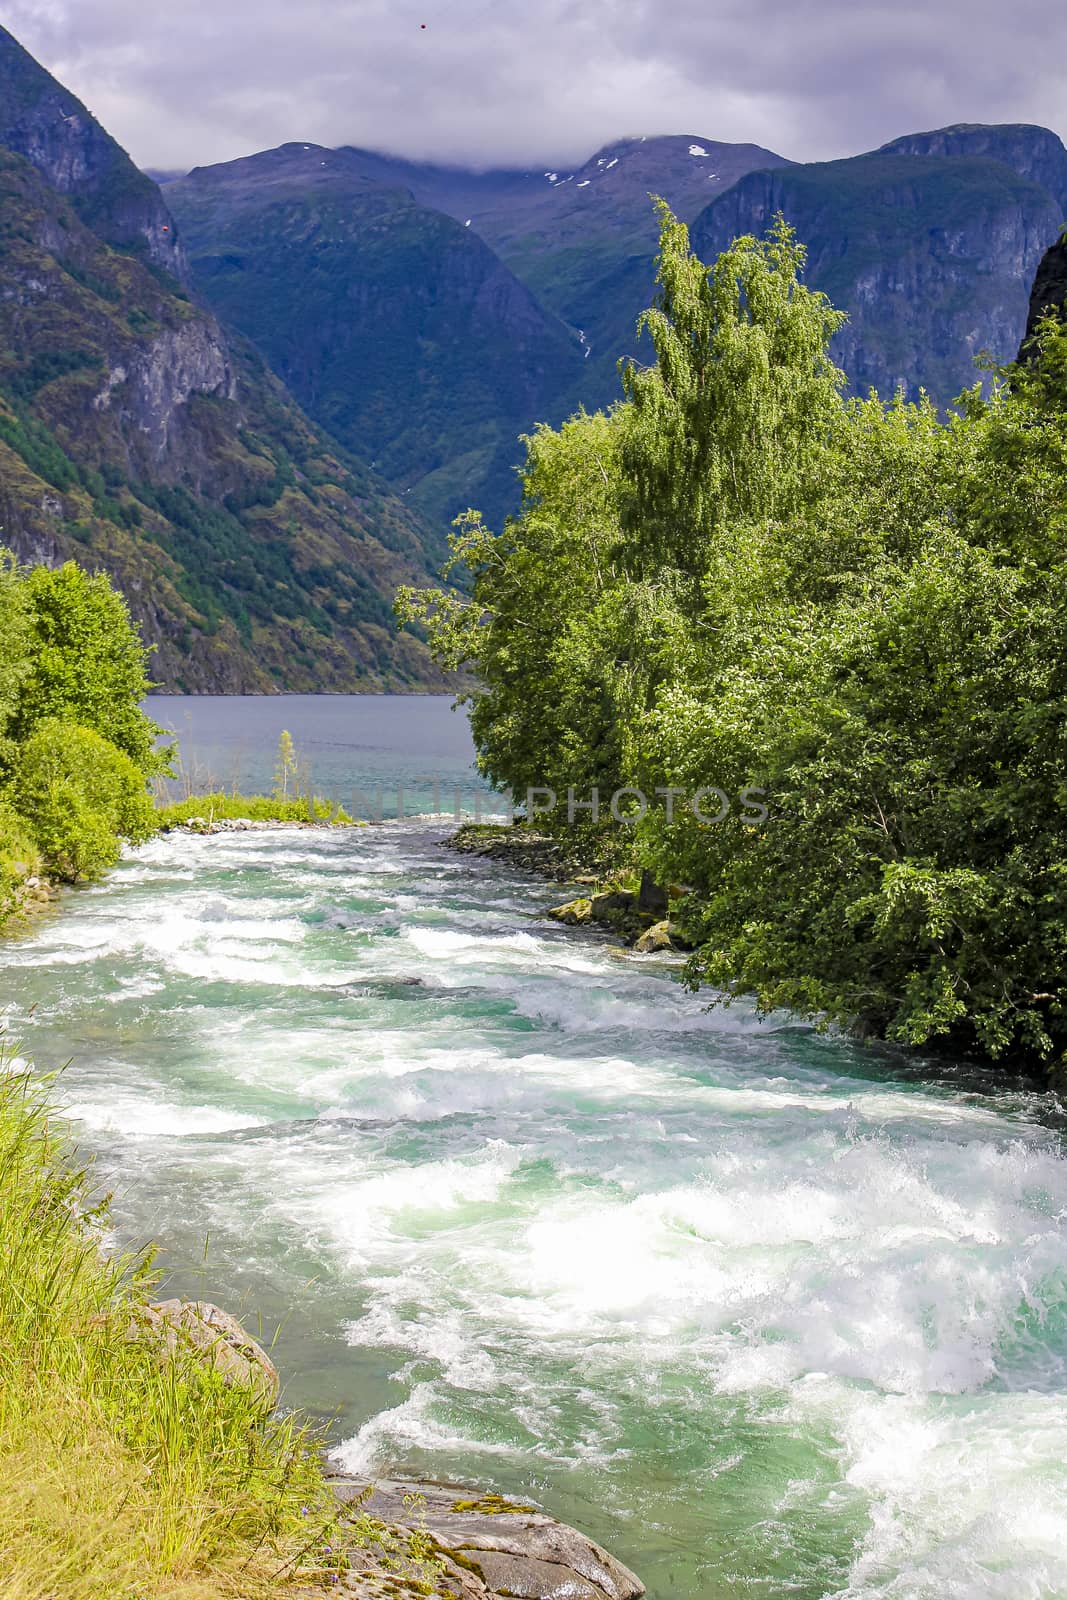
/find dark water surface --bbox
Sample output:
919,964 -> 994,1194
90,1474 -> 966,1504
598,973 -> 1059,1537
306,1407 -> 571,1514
2,696 -> 1066,1599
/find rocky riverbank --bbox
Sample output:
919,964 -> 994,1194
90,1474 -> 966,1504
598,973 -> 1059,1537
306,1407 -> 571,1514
448,822 -> 688,952
0,870 -> 59,934
149,1294 -> 645,1598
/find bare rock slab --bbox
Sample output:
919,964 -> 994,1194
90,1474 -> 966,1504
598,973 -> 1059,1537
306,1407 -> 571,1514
329,1476 -> 644,1599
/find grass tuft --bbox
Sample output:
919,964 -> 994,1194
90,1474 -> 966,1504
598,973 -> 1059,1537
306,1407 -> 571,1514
0,1049 -> 349,1597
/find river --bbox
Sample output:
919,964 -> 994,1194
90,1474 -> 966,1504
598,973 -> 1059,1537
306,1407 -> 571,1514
2,696 -> 1066,1599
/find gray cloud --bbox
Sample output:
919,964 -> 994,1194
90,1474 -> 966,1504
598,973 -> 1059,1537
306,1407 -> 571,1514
3,0 -> 1065,173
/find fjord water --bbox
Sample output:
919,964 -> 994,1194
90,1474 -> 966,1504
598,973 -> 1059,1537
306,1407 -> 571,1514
3,699 -> 1067,1598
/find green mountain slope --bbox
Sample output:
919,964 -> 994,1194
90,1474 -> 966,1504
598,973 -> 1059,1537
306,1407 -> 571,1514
692,141 -> 1066,403
165,144 -> 585,529
0,24 -> 448,692
425,135 -> 795,409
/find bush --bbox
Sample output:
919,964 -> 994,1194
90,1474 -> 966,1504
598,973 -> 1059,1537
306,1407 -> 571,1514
9,720 -> 155,882
155,791 -> 351,830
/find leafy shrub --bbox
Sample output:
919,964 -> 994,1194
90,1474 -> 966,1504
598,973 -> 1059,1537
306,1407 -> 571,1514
10,720 -> 155,881
155,791 -> 351,829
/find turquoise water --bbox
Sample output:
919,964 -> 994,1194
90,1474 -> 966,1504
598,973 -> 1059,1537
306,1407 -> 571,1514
3,698 -> 1067,1598
146,693 -> 501,819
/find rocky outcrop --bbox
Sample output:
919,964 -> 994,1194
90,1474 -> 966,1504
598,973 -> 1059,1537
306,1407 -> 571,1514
1019,230 -> 1067,357
326,1477 -> 645,1599
634,920 -> 674,954
122,321 -> 235,460
448,823 -> 610,881
547,895 -> 594,926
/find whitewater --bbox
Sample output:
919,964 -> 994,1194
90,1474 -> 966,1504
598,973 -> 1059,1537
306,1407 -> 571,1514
2,810 -> 1066,1596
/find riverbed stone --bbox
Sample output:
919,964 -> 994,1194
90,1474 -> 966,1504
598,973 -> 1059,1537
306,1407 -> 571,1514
135,1298 -> 279,1404
634,920 -> 674,953
548,896 -> 594,925
327,1476 -> 645,1599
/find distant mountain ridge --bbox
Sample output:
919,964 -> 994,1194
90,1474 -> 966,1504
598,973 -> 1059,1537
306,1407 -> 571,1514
163,134 -> 792,524
876,123 -> 1067,212
165,143 -> 586,529
163,120 -> 1067,525
691,143 -> 1064,404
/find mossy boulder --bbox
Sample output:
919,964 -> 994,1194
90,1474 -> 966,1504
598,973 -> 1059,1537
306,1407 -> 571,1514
548,896 -> 594,926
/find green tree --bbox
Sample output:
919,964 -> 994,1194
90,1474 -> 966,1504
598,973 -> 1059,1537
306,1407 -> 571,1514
12,563 -> 167,775
0,550 -> 32,784
618,207 -> 847,590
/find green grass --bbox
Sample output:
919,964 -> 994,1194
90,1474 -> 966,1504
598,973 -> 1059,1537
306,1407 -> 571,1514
0,1053 -> 346,1597
154,793 -> 355,830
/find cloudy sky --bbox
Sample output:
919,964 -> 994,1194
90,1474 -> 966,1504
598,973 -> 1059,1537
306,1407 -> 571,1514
3,0 -> 1065,173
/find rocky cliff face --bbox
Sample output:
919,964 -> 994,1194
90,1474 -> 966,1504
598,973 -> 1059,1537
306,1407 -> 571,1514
1019,230 -> 1067,355
878,123 -> 1067,213
692,146 -> 1065,404
0,33 -> 448,693
0,24 -> 186,280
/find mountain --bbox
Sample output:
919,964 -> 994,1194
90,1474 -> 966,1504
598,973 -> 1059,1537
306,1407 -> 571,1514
0,24 -> 448,693
164,135 -> 791,526
368,134 -> 795,413
691,136 -> 1066,404
0,28 -> 186,282
167,123 -> 1067,530
164,144 -> 585,529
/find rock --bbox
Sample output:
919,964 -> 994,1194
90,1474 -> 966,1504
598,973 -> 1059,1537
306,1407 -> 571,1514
133,1299 -> 279,1405
466,1549 -> 604,1598
634,920 -> 674,954
589,890 -> 636,923
637,871 -> 668,918
327,1477 -> 645,1599
547,897 -> 594,926
1020,229 -> 1067,358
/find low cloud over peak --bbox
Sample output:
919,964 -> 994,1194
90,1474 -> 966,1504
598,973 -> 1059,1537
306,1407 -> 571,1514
3,0 -> 1065,174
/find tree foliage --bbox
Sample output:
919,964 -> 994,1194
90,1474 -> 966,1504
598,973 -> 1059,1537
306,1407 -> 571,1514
12,562 -> 166,774
400,203 -> 1067,1080
0,554 -> 162,900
